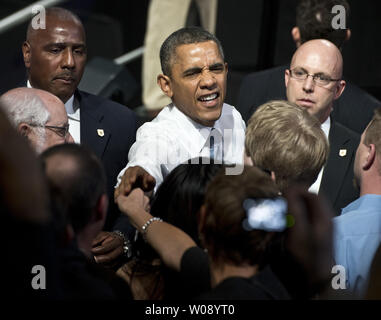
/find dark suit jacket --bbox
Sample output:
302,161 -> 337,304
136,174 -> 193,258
76,90 -> 137,232
320,121 -> 360,215
237,65 -> 381,134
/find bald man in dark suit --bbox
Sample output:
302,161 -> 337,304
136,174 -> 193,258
283,39 -> 359,215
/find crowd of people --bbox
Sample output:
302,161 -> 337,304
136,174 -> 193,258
1,0 -> 381,301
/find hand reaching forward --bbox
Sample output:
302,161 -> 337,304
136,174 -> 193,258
114,166 -> 156,201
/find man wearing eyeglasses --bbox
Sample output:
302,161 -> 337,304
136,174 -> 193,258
285,39 -> 345,123
285,39 -> 359,215
0,87 -> 74,153
237,0 -> 380,134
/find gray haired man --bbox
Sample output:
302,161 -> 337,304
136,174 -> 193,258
0,87 -> 73,153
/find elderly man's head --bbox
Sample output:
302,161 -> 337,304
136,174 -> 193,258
285,39 -> 346,123
157,27 -> 228,127
0,87 -> 73,153
22,7 -> 87,103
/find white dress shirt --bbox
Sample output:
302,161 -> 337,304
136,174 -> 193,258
116,103 -> 246,189
308,116 -> 330,194
64,95 -> 81,143
27,80 -> 81,143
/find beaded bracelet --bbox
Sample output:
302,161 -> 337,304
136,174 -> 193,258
141,217 -> 163,242
113,230 -> 132,259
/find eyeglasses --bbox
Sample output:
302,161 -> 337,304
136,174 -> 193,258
31,123 -> 70,138
288,68 -> 341,86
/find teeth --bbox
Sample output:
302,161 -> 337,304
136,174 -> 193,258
200,93 -> 217,101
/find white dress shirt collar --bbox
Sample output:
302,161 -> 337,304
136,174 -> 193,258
65,95 -> 77,116
170,104 -> 223,153
321,116 -> 331,139
308,116 -> 331,194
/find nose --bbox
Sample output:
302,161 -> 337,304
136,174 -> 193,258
302,74 -> 315,93
199,69 -> 217,89
66,132 -> 75,143
61,48 -> 75,69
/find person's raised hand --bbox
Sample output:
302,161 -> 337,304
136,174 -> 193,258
114,166 -> 156,201
116,188 -> 151,230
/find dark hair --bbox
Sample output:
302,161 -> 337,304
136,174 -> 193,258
129,158 -> 225,299
151,158 -> 224,243
160,26 -> 224,76
40,143 -> 106,234
135,158 -> 225,260
201,166 -> 280,267
296,0 -> 350,49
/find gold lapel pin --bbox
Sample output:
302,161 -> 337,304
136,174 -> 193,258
339,149 -> 347,157
97,129 -> 104,137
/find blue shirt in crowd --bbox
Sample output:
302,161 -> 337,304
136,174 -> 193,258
333,194 -> 381,297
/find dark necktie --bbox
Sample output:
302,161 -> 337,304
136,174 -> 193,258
210,133 -> 215,159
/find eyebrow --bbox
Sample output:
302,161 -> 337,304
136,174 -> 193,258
43,42 -> 86,49
182,62 -> 224,76
294,67 -> 329,77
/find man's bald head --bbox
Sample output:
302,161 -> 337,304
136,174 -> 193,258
291,39 -> 344,79
23,7 -> 87,103
285,39 -> 346,123
26,7 -> 84,42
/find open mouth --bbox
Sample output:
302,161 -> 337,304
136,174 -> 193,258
198,92 -> 220,106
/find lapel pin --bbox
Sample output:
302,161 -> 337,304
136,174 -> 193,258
97,129 -> 104,137
339,149 -> 347,157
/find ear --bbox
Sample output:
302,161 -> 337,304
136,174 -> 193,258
346,29 -> 351,42
334,79 -> 346,100
95,193 -> 108,223
22,41 -> 31,68
285,68 -> 291,88
364,144 -> 376,170
291,27 -> 301,47
157,74 -> 173,98
224,62 -> 228,75
17,122 -> 32,137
